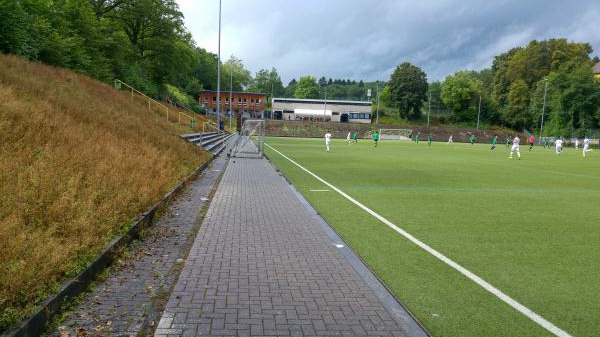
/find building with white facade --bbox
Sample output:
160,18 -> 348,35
272,98 -> 372,123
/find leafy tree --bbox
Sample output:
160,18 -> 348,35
90,0 -> 129,19
540,66 -> 600,137
284,78 -> 297,97
223,55 -> 251,91
318,76 -> 327,87
192,48 -> 218,90
294,76 -> 320,99
388,62 -> 428,120
427,81 -> 446,112
440,71 -> 482,122
248,68 -> 284,105
0,0 -> 48,59
492,39 -> 594,129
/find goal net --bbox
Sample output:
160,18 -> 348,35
229,119 -> 265,158
379,128 -> 413,140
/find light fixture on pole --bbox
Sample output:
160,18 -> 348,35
539,78 -> 548,143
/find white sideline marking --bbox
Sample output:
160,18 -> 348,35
309,189 -> 330,192
265,143 -> 572,337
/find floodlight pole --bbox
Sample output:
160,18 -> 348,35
323,86 -> 327,122
375,81 -> 380,125
427,91 -> 431,128
229,65 -> 233,132
476,94 -> 481,130
270,81 -> 274,119
539,78 -> 548,143
216,0 -> 222,132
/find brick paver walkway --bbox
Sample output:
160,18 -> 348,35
156,156 -> 428,336
54,154 -> 228,336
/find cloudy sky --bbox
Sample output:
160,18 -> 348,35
177,0 -> 600,84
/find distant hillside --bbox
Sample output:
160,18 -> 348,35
0,54 -> 209,330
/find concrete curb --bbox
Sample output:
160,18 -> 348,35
2,156 -> 216,337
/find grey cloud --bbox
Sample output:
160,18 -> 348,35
184,0 -> 600,84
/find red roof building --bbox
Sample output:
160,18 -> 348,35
199,91 -> 266,118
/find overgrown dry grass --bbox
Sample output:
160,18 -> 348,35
0,54 -> 210,330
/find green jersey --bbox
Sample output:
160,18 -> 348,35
492,136 -> 497,145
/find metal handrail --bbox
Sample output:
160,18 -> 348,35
113,79 -> 218,133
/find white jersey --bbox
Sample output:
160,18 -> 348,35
510,136 -> 520,152
325,132 -> 332,145
583,138 -> 591,153
555,139 -> 563,148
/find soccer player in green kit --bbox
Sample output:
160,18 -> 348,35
470,134 -> 476,145
428,133 -> 433,146
415,131 -> 421,144
372,130 -> 380,147
491,135 -> 498,150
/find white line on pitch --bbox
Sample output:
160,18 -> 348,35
265,143 -> 572,337
309,189 -> 330,192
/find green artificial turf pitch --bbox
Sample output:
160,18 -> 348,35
264,137 -> 600,337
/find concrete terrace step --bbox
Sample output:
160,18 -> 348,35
180,132 -> 234,156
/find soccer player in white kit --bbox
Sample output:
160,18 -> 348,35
509,135 -> 521,159
583,137 -> 592,157
447,135 -> 453,144
575,139 -> 579,149
325,131 -> 332,152
346,131 -> 351,144
554,138 -> 563,154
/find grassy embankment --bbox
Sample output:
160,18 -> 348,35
0,54 -> 210,330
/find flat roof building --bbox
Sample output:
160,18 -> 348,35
272,98 -> 372,123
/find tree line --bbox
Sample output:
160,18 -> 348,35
0,0 -> 253,109
2,2 -> 599,135
379,39 -> 600,137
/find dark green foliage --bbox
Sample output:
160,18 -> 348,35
293,76 -> 320,99
388,62 -> 428,120
490,38 -> 598,131
0,0 -> 221,99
